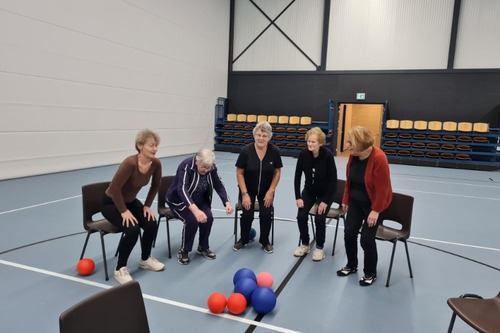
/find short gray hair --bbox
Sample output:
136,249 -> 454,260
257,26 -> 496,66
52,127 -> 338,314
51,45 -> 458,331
195,148 -> 215,166
253,121 -> 273,139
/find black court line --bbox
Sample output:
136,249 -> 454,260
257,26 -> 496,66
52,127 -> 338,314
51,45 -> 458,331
244,239 -> 316,333
408,240 -> 500,271
0,232 -> 85,256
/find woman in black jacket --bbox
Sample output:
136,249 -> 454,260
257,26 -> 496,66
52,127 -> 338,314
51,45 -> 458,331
293,127 -> 337,261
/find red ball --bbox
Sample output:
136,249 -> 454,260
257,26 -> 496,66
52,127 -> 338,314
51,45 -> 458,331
226,293 -> 247,315
76,258 -> 95,276
256,272 -> 274,288
207,292 -> 227,314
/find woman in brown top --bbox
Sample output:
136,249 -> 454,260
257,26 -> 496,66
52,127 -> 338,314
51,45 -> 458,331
101,129 -> 165,284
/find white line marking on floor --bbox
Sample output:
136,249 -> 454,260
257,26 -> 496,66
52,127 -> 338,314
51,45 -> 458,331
0,259 -> 302,333
0,195 -> 81,215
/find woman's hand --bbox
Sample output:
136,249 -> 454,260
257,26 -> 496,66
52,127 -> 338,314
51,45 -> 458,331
317,202 -> 328,215
342,204 -> 348,213
241,194 -> 252,210
366,210 -> 379,227
143,206 -> 156,221
296,199 -> 304,208
121,210 -> 138,227
225,202 -> 234,215
263,189 -> 274,207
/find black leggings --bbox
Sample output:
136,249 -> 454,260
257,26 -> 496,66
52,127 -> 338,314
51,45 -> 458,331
296,190 -> 331,248
100,195 -> 158,270
239,193 -> 273,246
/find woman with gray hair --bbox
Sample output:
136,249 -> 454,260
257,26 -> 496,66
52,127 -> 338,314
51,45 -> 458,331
166,149 -> 233,265
234,121 -> 283,254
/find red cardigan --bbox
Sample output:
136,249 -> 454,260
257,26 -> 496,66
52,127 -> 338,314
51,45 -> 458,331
342,146 -> 393,213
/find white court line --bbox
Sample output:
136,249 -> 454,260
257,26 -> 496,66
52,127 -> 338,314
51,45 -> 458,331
393,188 -> 500,201
0,195 -> 81,215
0,259 -> 301,333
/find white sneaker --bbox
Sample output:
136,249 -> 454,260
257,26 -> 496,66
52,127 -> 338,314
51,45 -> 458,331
114,267 -> 133,285
139,256 -> 165,271
312,249 -> 325,262
294,245 -> 311,257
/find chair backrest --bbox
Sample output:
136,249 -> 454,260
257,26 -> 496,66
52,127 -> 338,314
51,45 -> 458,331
379,192 -> 414,239
333,179 -> 346,207
158,176 -> 175,212
59,281 -> 149,333
82,181 -> 110,231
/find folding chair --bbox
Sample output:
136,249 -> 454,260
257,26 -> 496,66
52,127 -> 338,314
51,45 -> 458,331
306,179 -> 346,255
59,281 -> 149,333
80,181 -> 122,281
155,175 -> 179,258
447,292 -> 500,333
233,201 -> 274,245
376,192 -> 415,287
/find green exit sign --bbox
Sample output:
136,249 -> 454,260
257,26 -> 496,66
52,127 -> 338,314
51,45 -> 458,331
356,93 -> 366,100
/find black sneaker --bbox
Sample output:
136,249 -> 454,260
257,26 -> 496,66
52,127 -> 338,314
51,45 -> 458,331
197,246 -> 216,259
336,266 -> 358,277
262,243 -> 273,254
359,275 -> 377,286
177,248 -> 190,265
233,240 -> 245,251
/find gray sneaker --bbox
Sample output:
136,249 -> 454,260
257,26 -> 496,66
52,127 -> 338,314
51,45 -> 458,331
262,243 -> 274,254
177,249 -> 190,265
233,240 -> 245,251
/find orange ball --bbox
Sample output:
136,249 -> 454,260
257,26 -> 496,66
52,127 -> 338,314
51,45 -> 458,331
207,292 -> 227,314
76,258 -> 95,276
226,293 -> 247,315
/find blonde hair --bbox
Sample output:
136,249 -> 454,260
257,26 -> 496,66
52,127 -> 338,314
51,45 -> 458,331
348,126 -> 374,151
135,129 -> 160,153
305,127 -> 326,145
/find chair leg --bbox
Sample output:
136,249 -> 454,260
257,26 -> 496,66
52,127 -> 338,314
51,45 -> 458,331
403,239 -> 413,278
152,217 -> 161,248
166,218 -> 171,259
99,232 -> 110,281
79,232 -> 91,260
385,240 -> 397,287
271,208 -> 274,245
115,233 -> 125,257
447,313 -> 457,333
233,209 -> 239,244
332,218 -> 340,256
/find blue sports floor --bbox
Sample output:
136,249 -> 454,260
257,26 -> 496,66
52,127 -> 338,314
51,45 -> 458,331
1,152 -> 499,332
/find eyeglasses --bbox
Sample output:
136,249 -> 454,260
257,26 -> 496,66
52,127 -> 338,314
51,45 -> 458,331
198,164 -> 213,171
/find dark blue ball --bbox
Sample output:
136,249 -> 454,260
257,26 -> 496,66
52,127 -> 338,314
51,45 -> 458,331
251,287 -> 277,314
234,277 -> 258,303
248,228 -> 256,241
233,268 -> 256,286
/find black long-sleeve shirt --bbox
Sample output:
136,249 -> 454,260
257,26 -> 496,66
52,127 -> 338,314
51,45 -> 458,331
294,146 -> 337,205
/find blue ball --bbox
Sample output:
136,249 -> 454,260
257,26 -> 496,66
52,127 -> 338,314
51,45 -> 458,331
234,277 -> 258,303
248,228 -> 256,241
233,268 -> 256,286
251,287 -> 277,314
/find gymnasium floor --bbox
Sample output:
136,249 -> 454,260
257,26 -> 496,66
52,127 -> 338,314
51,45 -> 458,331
1,151 -> 499,333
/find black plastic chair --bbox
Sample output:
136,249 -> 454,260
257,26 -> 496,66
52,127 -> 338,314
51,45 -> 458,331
376,192 -> 415,287
447,292 -> 500,333
233,200 -> 274,245
59,281 -> 149,333
154,175 -> 179,258
80,181 -> 122,281
307,179 -> 346,255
